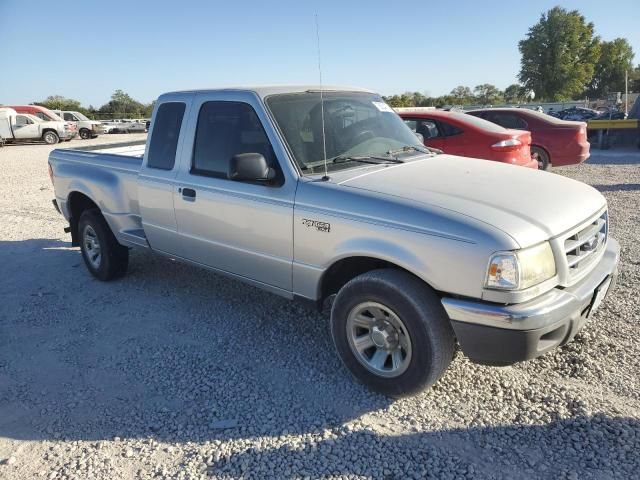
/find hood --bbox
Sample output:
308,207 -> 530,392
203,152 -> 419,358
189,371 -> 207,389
337,155 -> 605,247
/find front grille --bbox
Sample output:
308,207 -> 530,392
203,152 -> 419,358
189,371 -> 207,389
564,211 -> 607,276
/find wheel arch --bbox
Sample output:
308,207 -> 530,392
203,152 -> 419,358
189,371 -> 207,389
67,191 -> 100,246
318,254 -> 436,308
531,144 -> 551,164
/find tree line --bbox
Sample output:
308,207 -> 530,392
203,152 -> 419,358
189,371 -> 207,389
384,7 -> 639,108
33,90 -> 155,119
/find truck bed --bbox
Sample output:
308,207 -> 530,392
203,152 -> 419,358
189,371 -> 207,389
49,140 -> 147,248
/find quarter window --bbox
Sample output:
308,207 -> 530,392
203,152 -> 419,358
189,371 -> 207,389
191,101 -> 276,179
146,102 -> 186,170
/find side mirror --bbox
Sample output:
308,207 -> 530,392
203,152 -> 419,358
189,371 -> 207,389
229,153 -> 276,183
414,132 -> 424,143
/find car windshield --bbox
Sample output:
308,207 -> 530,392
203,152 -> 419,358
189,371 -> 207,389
72,111 -> 90,121
266,91 -> 426,174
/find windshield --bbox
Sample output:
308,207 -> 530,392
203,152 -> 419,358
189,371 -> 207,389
266,91 -> 425,174
71,111 -> 90,121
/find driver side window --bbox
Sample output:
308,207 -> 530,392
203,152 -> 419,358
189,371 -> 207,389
15,115 -> 29,126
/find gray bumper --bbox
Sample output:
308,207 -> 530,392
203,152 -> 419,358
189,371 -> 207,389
441,238 -> 620,364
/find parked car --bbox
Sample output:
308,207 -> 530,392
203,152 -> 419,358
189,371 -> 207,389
467,108 -> 590,170
48,86 -> 619,397
553,106 -> 600,121
51,110 -> 107,139
397,109 -> 537,168
7,105 -> 77,140
101,119 -> 147,133
0,108 -> 69,144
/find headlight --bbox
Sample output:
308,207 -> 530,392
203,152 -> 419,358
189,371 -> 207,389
486,242 -> 556,290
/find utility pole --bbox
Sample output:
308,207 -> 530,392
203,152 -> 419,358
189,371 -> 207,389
625,69 -> 629,115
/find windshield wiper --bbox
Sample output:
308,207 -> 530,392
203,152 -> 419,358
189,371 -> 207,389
332,155 -> 404,165
387,145 -> 443,155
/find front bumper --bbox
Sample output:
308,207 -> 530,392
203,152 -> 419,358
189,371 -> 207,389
441,238 -> 620,365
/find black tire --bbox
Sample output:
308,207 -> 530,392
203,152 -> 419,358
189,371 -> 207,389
79,128 -> 91,140
330,269 -> 455,398
42,130 -> 59,145
532,146 -> 550,170
78,209 -> 129,281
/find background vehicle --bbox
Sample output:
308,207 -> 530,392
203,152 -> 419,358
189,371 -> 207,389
551,106 -> 599,121
49,86 -> 618,397
0,108 -> 67,144
468,108 -> 590,170
397,109 -> 537,168
52,110 -> 106,139
7,105 -> 77,140
100,119 -> 146,133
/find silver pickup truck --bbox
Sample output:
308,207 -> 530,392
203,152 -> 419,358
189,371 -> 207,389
49,86 -> 619,397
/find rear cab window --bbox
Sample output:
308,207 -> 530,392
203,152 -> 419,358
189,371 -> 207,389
146,102 -> 186,170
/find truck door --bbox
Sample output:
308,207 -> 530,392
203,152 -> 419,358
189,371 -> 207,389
137,97 -> 191,255
13,115 -> 41,139
172,92 -> 296,292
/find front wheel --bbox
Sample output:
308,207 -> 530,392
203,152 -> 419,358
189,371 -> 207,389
79,128 -> 91,140
330,269 -> 455,398
78,209 -> 129,281
42,131 -> 59,145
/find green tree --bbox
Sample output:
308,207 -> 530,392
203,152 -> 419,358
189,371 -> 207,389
587,38 -> 635,97
35,95 -> 85,113
518,7 -> 600,101
450,86 -> 473,103
473,84 -> 503,104
99,89 -> 145,117
504,84 -> 525,103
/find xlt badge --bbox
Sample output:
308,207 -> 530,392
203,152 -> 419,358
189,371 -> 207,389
302,219 -> 331,233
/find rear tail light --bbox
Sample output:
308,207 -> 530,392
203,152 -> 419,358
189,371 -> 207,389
576,126 -> 586,139
491,138 -> 523,152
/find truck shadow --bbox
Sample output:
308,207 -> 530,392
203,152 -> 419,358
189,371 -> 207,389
592,183 -> 640,192
0,238 -> 389,444
206,414 -> 640,479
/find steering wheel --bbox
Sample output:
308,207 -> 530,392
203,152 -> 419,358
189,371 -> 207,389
350,130 -> 375,146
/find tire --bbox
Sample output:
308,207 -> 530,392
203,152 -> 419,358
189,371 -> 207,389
42,130 -> 59,145
79,128 -> 91,140
532,146 -> 550,170
78,209 -> 129,281
330,269 -> 455,398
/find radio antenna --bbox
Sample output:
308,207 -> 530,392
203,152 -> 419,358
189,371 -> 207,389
315,13 -> 329,180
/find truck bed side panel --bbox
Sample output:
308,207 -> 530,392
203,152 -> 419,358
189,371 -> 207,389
50,149 -> 144,246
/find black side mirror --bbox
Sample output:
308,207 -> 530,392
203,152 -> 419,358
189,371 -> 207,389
229,153 -> 276,183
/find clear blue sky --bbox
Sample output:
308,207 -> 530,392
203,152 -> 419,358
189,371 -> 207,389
1,0 -> 638,107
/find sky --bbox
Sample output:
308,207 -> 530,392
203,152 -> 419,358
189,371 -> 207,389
1,0 -> 639,107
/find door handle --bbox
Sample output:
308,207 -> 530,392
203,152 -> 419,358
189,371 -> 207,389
181,187 -> 196,200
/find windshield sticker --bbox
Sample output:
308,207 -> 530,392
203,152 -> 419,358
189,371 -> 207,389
372,101 -> 394,113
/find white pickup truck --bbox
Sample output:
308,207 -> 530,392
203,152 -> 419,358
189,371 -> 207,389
48,86 -> 619,397
0,108 -> 69,144
51,110 -> 107,139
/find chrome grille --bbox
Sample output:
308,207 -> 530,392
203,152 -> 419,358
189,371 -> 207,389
564,211 -> 607,276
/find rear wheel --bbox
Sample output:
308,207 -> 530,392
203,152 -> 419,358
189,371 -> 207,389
79,128 -> 91,139
532,146 -> 550,170
42,131 -> 59,145
330,269 -> 455,397
78,209 -> 129,281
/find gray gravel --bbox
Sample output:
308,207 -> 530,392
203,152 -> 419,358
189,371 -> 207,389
0,137 -> 639,480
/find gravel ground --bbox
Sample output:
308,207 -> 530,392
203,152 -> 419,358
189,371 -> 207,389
0,136 -> 638,480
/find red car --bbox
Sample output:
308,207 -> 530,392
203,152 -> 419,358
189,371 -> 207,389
397,109 -> 537,169
467,108 -> 589,170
